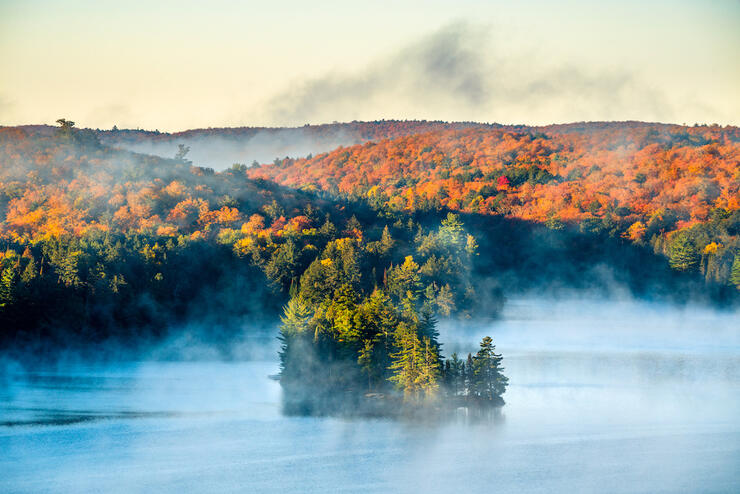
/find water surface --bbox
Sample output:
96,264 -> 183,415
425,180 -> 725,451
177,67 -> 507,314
2,298 -> 738,493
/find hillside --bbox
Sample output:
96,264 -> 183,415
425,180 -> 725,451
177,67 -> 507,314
94,120 -> 493,170
0,121 -> 738,355
247,122 -> 740,287
0,124 -> 489,351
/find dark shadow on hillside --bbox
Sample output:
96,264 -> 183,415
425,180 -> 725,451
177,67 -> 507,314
455,211 -> 738,307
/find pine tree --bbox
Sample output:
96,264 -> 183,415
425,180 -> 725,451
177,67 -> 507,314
264,240 -> 297,291
668,234 -> 699,272
418,301 -> 442,365
0,265 -> 17,309
729,254 -> 740,290
439,213 -> 465,250
388,322 -> 422,400
471,336 -> 509,403
465,353 -> 474,396
21,257 -> 38,284
435,283 -> 456,317
416,337 -> 441,400
374,288 -> 397,370
278,296 -> 315,385
379,225 -> 395,255
279,297 -> 312,336
358,339 -> 375,390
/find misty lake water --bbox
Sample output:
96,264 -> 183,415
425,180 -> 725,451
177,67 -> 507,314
1,298 -> 739,493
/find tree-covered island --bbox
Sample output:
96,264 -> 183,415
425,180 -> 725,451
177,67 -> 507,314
277,213 -> 508,417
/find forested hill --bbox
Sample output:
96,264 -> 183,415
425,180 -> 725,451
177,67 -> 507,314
0,124 -> 492,351
0,121 -> 738,355
94,120 -> 493,170
247,122 -> 740,288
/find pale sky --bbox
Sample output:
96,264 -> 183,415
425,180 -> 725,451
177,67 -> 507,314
1,0 -> 738,131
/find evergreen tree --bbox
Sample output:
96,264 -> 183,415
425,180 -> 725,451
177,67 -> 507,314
729,254 -> 740,290
471,336 -> 509,403
416,337 -> 441,400
21,256 -> 38,284
386,255 -> 421,302
668,234 -> 699,272
418,301 -> 442,365
0,265 -> 17,309
279,297 -> 312,336
174,144 -> 191,162
278,296 -> 314,383
373,288 -> 397,369
388,322 -> 422,400
439,213 -> 465,249
379,225 -> 395,255
358,339 -> 375,390
264,240 -> 297,291
448,353 -> 464,397
435,283 -> 456,317
465,353 -> 474,396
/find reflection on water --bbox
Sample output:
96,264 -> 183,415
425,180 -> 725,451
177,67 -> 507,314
1,298 -> 739,493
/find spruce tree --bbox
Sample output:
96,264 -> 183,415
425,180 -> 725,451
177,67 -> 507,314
388,322 -> 422,400
278,296 -> 315,390
0,265 -> 17,309
379,225 -> 395,255
471,336 -> 509,404
358,339 -> 375,390
729,254 -> 740,290
465,353 -> 474,397
668,235 -> 699,272
448,353 -> 464,397
416,337 -> 441,400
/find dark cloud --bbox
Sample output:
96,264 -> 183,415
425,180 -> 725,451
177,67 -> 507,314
265,22 -> 675,125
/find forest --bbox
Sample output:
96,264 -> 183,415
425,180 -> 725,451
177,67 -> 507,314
0,119 -> 738,414
248,122 -> 740,289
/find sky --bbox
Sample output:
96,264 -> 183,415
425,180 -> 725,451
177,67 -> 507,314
1,0 -> 738,131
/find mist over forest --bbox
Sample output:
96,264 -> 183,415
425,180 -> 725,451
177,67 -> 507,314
3,0 -> 740,490
1,117 -> 738,492
1,120 -> 738,356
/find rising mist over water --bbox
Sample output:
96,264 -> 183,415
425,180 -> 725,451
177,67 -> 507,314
2,2 -> 740,492
2,296 -> 738,493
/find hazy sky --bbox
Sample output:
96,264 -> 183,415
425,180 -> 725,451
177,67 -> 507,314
1,0 -> 738,130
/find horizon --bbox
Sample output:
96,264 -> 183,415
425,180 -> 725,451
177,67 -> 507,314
5,118 -> 739,135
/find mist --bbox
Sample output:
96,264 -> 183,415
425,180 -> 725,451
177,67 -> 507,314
99,127 -> 360,171
264,22 -> 677,126
2,295 -> 738,493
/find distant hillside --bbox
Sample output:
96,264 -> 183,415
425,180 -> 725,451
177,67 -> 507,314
0,124 -> 491,348
94,120 -> 493,170
0,121 -> 737,352
247,122 -> 740,287
0,125 -> 320,239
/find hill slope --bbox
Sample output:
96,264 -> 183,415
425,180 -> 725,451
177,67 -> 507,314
248,122 -> 740,287
94,120 -> 493,170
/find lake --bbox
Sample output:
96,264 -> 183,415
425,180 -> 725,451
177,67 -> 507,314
1,298 -> 739,493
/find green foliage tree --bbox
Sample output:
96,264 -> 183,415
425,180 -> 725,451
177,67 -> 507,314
264,240 -> 297,291
388,322 -> 422,400
0,264 -> 17,309
279,297 -> 312,336
669,234 -> 699,271
730,254 -> 740,290
471,336 -> 508,403
416,336 -> 441,400
174,144 -> 190,162
56,118 -> 75,141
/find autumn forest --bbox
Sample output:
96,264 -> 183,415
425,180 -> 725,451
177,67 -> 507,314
0,119 -> 738,413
